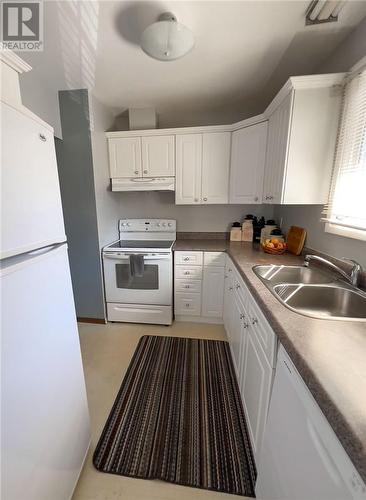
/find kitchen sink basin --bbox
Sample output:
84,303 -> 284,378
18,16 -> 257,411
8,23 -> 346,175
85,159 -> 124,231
273,284 -> 366,320
253,264 -> 366,321
253,265 -> 332,284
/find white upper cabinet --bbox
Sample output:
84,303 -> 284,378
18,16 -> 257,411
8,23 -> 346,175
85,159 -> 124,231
201,132 -> 231,204
109,136 -> 175,179
230,122 -> 268,204
176,132 -> 230,204
263,93 -> 292,204
175,134 -> 202,204
262,75 -> 344,204
108,137 -> 142,178
141,135 -> 175,177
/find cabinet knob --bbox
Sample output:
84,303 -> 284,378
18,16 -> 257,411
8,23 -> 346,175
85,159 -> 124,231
243,322 -> 249,329
235,283 -> 240,289
203,197 -> 208,202
194,198 -> 199,202
265,196 -> 269,200
39,133 -> 46,142
229,286 -> 233,291
269,196 -> 274,200
239,313 -> 245,319
252,317 -> 258,325
143,170 -> 148,174
254,196 -> 258,202
134,170 -> 139,175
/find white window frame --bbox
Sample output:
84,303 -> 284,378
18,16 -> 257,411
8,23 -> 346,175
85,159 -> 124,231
324,57 -> 366,242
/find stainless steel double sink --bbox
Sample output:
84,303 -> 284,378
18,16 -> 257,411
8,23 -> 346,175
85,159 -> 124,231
253,264 -> 366,321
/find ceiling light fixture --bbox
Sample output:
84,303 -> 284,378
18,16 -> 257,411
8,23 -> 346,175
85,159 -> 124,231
141,12 -> 194,61
306,0 -> 345,25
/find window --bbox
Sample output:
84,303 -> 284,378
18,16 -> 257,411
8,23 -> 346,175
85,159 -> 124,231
324,68 -> 366,241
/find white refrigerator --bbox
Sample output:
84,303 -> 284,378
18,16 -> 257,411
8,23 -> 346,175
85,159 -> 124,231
1,101 -> 91,499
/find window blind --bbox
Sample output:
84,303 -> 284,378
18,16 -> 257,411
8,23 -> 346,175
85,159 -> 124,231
323,68 -> 366,232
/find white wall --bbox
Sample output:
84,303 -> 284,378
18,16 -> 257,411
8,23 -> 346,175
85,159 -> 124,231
112,191 -> 274,233
19,70 -> 63,138
89,94 -> 121,248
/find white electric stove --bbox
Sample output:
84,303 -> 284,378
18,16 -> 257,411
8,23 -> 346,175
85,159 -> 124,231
102,219 -> 176,325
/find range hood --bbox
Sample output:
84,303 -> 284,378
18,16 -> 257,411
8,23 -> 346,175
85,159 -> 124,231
111,177 -> 175,192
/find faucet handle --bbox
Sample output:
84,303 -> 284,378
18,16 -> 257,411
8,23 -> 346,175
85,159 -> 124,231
341,258 -> 362,286
341,257 -> 362,269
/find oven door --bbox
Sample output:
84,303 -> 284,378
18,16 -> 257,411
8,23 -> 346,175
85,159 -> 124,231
103,252 -> 172,305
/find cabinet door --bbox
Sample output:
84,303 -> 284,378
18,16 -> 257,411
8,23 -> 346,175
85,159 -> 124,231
262,92 -> 292,204
202,266 -> 225,318
240,326 -> 273,460
201,132 -> 231,204
230,122 -> 267,204
230,292 -> 249,374
175,134 -> 202,204
108,137 -> 142,178
141,135 -> 175,177
223,267 -> 235,337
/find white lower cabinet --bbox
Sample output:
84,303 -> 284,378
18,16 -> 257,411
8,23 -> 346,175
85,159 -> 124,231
223,255 -> 276,463
241,325 -> 273,460
202,266 -> 225,318
175,251 -> 225,322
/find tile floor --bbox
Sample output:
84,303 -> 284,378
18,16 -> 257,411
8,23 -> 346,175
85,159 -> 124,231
73,321 -> 249,500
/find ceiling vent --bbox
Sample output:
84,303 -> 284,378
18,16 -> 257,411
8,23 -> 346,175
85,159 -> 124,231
306,0 -> 345,25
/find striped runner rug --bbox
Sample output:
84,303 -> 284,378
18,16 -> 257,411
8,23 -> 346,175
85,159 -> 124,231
93,335 -> 256,497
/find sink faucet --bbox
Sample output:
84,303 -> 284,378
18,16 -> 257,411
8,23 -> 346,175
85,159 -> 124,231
304,255 -> 362,287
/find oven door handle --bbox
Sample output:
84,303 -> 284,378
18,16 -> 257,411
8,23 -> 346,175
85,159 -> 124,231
103,252 -> 171,260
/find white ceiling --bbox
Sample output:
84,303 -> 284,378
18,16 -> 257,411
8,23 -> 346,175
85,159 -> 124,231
20,1 -> 366,126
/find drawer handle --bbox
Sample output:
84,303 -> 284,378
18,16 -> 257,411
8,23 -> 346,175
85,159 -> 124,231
184,271 -> 190,275
39,133 -> 46,142
251,317 -> 258,325
185,303 -> 190,308
183,257 -> 190,261
184,285 -> 190,289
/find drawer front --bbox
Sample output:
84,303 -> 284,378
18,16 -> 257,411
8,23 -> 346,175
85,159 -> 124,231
175,266 -> 203,280
175,251 -> 203,266
175,279 -> 202,293
175,292 -> 201,316
246,297 -> 276,367
204,251 -> 226,267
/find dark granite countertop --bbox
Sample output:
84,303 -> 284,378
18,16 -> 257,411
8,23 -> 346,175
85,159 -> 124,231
174,239 -> 366,482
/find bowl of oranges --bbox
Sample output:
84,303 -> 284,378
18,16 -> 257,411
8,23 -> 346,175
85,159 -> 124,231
262,238 -> 287,255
